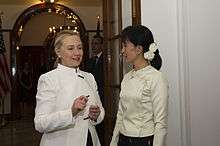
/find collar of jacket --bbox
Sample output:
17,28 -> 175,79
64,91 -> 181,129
57,63 -> 80,73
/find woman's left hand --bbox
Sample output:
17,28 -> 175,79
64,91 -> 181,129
88,105 -> 101,121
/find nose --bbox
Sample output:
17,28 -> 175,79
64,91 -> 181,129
73,48 -> 81,56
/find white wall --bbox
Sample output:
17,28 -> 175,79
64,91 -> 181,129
141,0 -> 181,146
188,0 -> 220,146
142,0 -> 220,146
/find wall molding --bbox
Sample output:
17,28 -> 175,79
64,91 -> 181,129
176,0 -> 191,145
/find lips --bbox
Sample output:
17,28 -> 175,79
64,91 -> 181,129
72,57 -> 81,62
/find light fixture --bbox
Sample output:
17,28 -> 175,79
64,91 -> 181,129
40,0 -> 58,3
48,25 -> 79,34
16,46 -> 20,51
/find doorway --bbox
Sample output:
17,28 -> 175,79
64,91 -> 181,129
16,46 -> 47,118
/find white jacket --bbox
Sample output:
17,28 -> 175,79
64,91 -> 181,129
110,65 -> 168,146
34,64 -> 105,146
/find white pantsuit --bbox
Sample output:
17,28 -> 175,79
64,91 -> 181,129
34,64 -> 105,146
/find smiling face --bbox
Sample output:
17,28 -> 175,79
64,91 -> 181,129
55,35 -> 83,68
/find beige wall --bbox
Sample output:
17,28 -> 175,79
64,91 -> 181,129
20,13 -> 74,46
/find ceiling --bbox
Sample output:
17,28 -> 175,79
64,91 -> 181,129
0,0 -> 102,6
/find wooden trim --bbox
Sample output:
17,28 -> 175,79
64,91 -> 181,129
86,29 -> 103,33
118,0 -> 122,32
132,0 -> 141,25
102,1 -> 110,145
108,34 -> 120,40
0,29 -> 12,32
118,0 -> 123,82
108,84 -> 121,88
103,0 -> 123,145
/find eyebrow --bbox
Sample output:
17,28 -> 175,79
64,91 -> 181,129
66,44 -> 82,48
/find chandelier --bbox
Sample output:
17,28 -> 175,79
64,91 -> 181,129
48,25 -> 79,34
40,0 -> 58,3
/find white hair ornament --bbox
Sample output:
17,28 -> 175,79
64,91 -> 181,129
144,42 -> 158,61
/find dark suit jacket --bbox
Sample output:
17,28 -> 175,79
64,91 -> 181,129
85,54 -> 104,104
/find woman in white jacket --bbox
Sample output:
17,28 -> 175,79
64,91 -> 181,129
34,30 -> 105,146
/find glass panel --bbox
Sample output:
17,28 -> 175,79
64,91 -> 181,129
122,0 -> 132,28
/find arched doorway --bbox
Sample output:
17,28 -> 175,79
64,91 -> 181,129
10,3 -> 87,119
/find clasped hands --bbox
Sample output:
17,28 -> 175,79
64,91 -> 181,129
71,95 -> 100,121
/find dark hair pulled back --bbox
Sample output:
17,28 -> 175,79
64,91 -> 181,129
121,25 -> 162,70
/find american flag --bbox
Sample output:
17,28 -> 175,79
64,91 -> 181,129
0,13 -> 11,99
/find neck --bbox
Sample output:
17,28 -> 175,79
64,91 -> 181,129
60,63 -> 78,69
133,58 -> 149,71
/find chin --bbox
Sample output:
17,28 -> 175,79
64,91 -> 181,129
71,64 -> 80,68
65,63 -> 79,68
125,59 -> 132,63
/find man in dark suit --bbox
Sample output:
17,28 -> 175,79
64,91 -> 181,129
85,34 -> 105,145
86,35 -> 104,103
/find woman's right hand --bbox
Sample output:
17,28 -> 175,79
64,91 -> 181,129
71,96 -> 88,116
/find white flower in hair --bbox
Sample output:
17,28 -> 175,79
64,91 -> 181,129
144,42 -> 158,61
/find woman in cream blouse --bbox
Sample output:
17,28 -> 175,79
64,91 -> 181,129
110,25 -> 168,146
34,30 -> 105,146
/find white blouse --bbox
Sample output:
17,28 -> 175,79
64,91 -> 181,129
34,64 -> 105,146
110,65 -> 168,146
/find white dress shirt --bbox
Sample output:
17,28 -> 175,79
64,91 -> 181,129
110,65 -> 168,146
34,64 -> 105,146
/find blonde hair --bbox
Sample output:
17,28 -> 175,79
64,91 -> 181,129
54,30 -> 80,50
54,30 -> 80,66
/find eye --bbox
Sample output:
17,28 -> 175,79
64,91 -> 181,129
67,47 -> 74,50
78,45 -> 83,50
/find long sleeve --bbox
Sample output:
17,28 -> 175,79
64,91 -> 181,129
110,99 -> 123,146
34,75 -> 75,133
151,74 -> 169,146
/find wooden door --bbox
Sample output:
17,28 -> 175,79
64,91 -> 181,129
103,0 -> 123,145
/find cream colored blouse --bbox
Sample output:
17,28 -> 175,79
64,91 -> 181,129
110,65 -> 168,146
